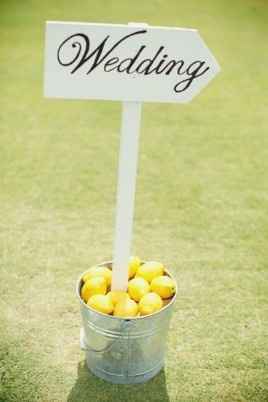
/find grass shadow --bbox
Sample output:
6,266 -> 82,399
67,360 -> 170,402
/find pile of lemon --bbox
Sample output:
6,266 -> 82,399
80,257 -> 176,318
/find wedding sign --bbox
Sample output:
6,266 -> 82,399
44,22 -> 220,103
44,21 -> 220,291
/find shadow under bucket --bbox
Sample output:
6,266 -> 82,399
76,261 -> 177,384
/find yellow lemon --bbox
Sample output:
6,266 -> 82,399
150,275 -> 176,299
136,261 -> 164,283
87,294 -> 114,315
107,291 -> 130,306
139,292 -> 163,316
82,266 -> 112,287
128,256 -> 141,279
128,277 -> 150,302
81,276 -> 107,303
114,298 -> 138,318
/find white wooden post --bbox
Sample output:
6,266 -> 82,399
111,22 -> 146,291
111,101 -> 142,291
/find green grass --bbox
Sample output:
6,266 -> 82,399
1,0 -> 268,401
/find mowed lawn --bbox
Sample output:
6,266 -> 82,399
0,0 -> 268,401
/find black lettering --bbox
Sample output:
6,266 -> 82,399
57,29 -> 147,74
57,31 -> 211,96
161,59 -> 185,75
86,30 -> 147,75
104,57 -> 120,72
136,46 -> 164,74
57,33 -> 89,69
117,46 -> 146,73
174,60 -> 210,93
153,55 -> 169,74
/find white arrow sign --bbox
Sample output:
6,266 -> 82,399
44,21 -> 220,291
44,22 -> 220,103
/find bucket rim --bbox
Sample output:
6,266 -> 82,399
76,260 -> 177,321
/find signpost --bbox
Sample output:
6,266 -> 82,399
44,21 -> 220,291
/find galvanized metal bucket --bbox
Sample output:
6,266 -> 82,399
76,261 -> 177,384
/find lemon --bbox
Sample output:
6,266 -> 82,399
139,292 -> 163,316
128,277 -> 150,302
114,297 -> 138,318
136,261 -> 164,283
107,291 -> 130,306
87,294 -> 114,315
150,275 -> 176,299
82,266 -> 112,287
128,256 -> 141,279
81,276 -> 107,303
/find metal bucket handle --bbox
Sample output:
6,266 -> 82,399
80,320 -> 132,354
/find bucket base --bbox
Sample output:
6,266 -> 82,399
85,355 -> 164,384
